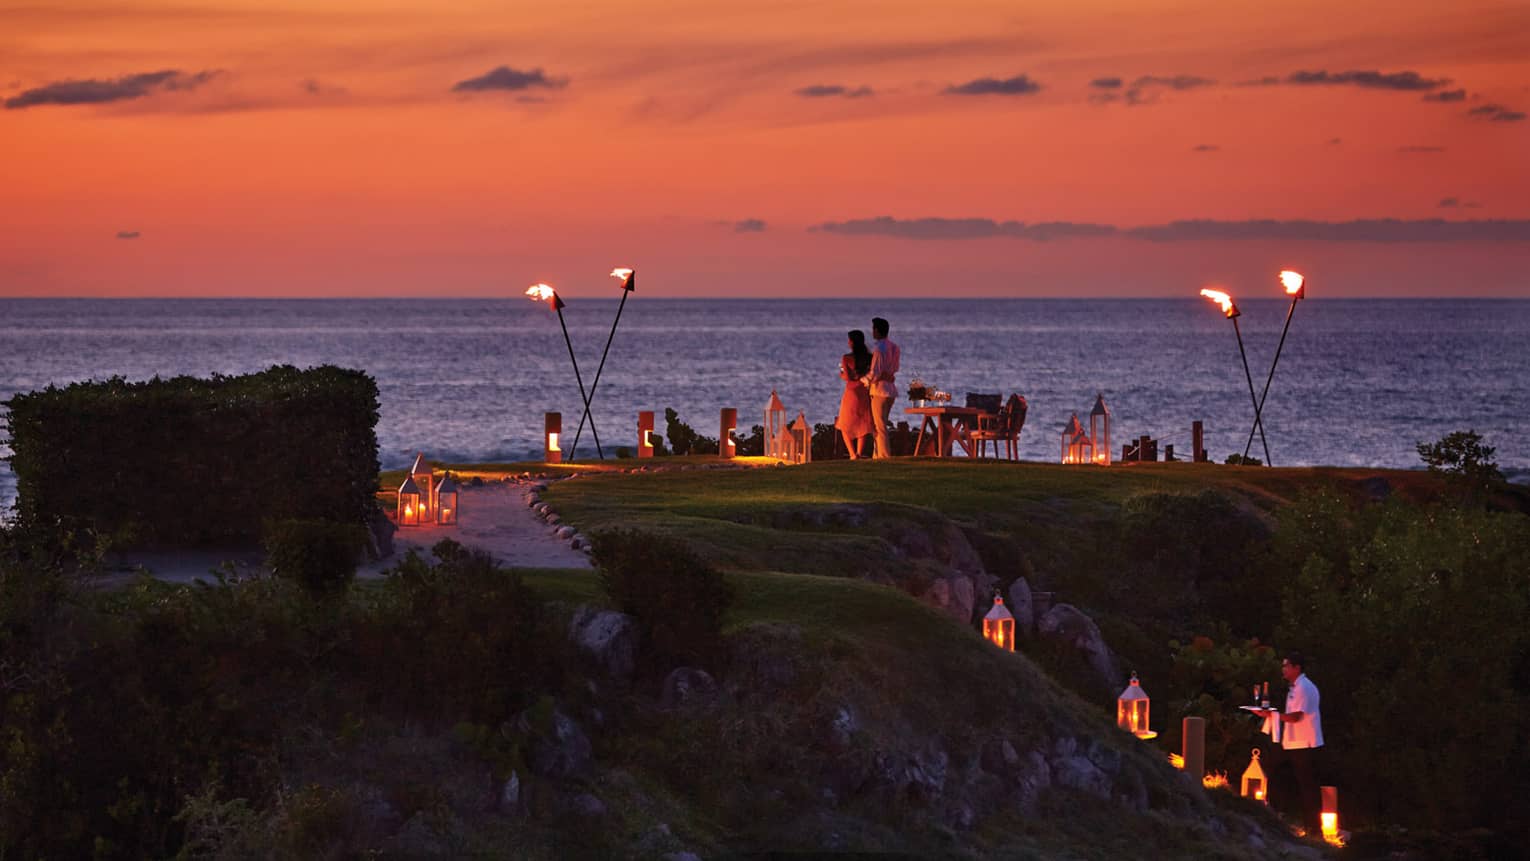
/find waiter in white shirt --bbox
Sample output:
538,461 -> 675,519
1258,651 -> 1324,833
861,317 -> 901,459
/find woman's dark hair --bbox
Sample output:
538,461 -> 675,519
848,330 -> 872,377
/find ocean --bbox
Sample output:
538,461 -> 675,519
2,297 -> 1527,508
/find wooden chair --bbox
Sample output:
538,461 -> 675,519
972,394 -> 1027,460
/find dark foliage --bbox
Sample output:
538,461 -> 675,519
3,365 -> 381,547
663,407 -> 717,456
0,535 -> 559,859
263,518 -> 367,594
1416,429 -> 1503,501
591,529 -> 734,670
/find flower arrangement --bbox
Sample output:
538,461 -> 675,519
907,378 -> 929,401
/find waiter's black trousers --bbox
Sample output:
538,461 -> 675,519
1283,746 -> 1322,832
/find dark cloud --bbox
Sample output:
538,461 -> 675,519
794,84 -> 874,98
115,230 -> 140,239
810,216 -> 1530,242
1438,197 -> 1459,208
451,66 -> 567,93
1192,144 -> 1220,152
1468,104 -> 1526,122
944,74 -> 1041,96
1327,137 -> 1343,145
733,218 -> 767,232
4,69 -> 219,110
811,217 -> 1114,240
1398,145 -> 1446,153
1090,77 -> 1123,89
1093,74 -> 1218,106
1281,69 -> 1450,90
1422,88 -> 1466,102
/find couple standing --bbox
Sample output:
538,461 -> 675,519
836,317 -> 901,460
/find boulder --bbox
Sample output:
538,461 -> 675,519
1007,577 -> 1035,637
556,525 -> 575,540
519,705 -> 593,779
1050,754 -> 1112,800
565,792 -> 607,819
980,738 -> 1021,776
660,667 -> 720,711
920,574 -> 977,623
1036,603 -> 1118,693
569,605 -> 639,681
366,508 -> 397,560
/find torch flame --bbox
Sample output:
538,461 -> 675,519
1200,288 -> 1238,318
610,268 -> 633,281
1279,270 -> 1305,296
526,283 -> 556,302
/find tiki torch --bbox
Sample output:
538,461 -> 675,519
1200,288 -> 1271,465
569,267 -> 634,460
526,283 -> 604,460
1242,270 -> 1305,461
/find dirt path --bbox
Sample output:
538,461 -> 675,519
96,482 -> 590,588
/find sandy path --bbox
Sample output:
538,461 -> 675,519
95,481 -> 590,588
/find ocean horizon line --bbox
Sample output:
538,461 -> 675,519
3,294 -> 1528,303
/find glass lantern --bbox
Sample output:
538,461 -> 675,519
1061,414 -> 1093,464
982,594 -> 1016,651
435,475 -> 458,526
409,452 -> 435,521
397,476 -> 423,527
1090,394 -> 1111,465
1241,749 -> 1268,803
1116,672 -> 1156,739
765,391 -> 788,459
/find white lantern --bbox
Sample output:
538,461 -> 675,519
409,452 -> 435,520
1090,394 -> 1111,465
397,476 -> 423,527
1061,414 -> 1093,464
982,594 -> 1015,651
1241,749 -> 1268,803
434,475 -> 458,526
1116,672 -> 1156,739
765,391 -> 788,459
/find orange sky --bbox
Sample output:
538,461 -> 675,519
2,0 -> 1528,297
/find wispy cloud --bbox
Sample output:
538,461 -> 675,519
1399,145 -> 1446,153
810,216 -> 1530,242
1192,144 -> 1220,152
1089,77 -> 1122,89
4,69 -> 219,109
733,218 -> 767,232
1090,74 -> 1215,105
451,66 -> 567,93
115,230 -> 140,239
1438,197 -> 1459,208
1422,88 -> 1466,103
944,74 -> 1041,96
1467,104 -> 1527,122
1243,69 -> 1451,92
794,84 -> 874,99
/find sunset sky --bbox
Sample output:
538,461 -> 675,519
3,0 -> 1528,297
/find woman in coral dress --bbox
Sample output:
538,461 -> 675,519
836,330 -> 875,459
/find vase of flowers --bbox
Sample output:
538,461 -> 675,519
907,378 -> 929,407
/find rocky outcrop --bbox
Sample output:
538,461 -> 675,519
519,705 -> 593,780
660,667 -> 719,711
1007,577 -> 1035,638
1036,603 -> 1119,693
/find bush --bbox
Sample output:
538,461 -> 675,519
4,365 -> 380,547
263,518 -> 368,594
591,529 -> 733,670
663,408 -> 716,456
1417,429 -> 1502,500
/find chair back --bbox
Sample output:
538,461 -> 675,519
965,392 -> 1002,412
1006,394 -> 1028,434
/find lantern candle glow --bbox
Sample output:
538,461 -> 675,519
434,475 -> 458,526
397,476 -> 422,527
1321,785 -> 1342,845
1241,749 -> 1268,803
982,595 -> 1016,651
545,412 -> 563,464
765,391 -> 788,459
1116,672 -> 1156,739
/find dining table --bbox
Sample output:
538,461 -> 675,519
904,405 -> 989,458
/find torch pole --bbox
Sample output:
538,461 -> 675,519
1232,316 -> 1272,466
569,287 -> 628,461
556,305 -> 604,460
1243,294 -> 1299,461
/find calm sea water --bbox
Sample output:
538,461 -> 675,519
1,298 -> 1527,508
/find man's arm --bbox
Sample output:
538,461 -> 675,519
863,345 -> 884,387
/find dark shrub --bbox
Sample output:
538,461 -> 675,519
663,408 -> 717,456
264,518 -> 368,594
591,529 -> 733,670
4,365 -> 380,547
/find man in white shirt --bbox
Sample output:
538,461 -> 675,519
861,317 -> 901,459
1260,651 -> 1324,833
